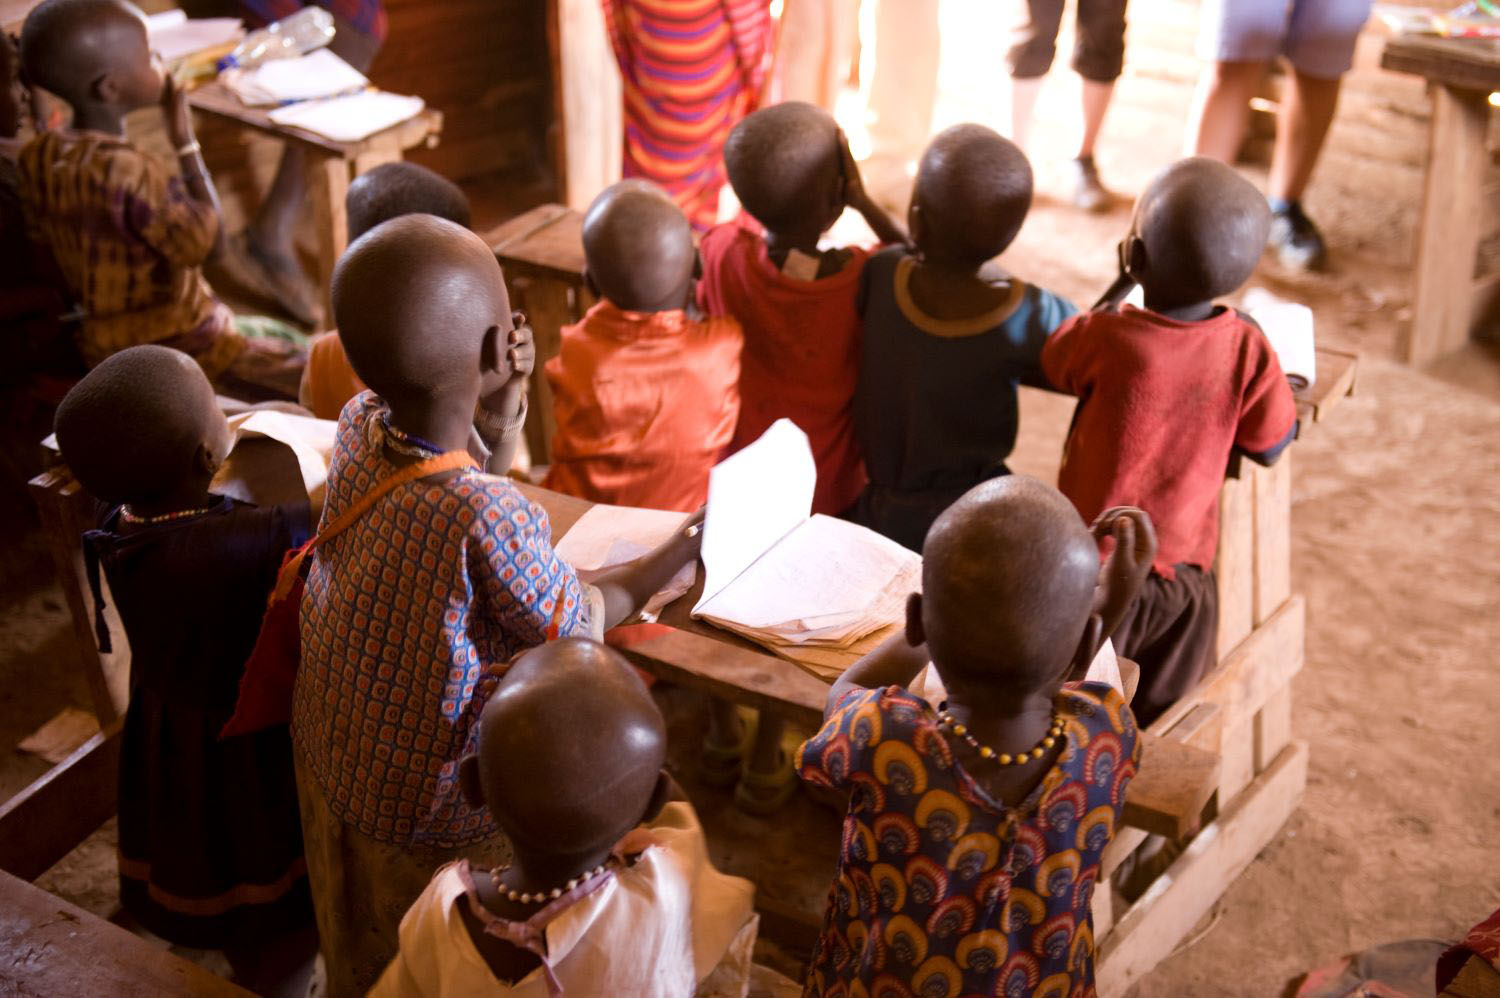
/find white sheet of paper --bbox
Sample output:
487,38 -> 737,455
1243,286 -> 1317,387
213,409 -> 337,508
554,504 -> 695,621
232,48 -> 368,104
696,514 -> 915,644
694,418 -> 816,613
149,15 -> 244,62
268,90 -> 425,142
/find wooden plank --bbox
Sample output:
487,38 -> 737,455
550,0 -> 623,209
308,154 -> 351,330
1215,469 -> 1255,660
494,207 -> 588,284
0,727 -> 121,881
1161,702 -> 1221,754
485,204 -> 573,256
1401,82 -> 1491,365
1251,454 -> 1292,627
1253,685 -> 1293,775
1096,740 -> 1308,997
1150,595 -> 1306,738
511,278 -> 574,465
1217,715 -> 1256,803
1381,35 -> 1500,94
1121,733 -> 1220,840
0,869 -> 251,997
188,81 -> 442,160
1293,348 -> 1359,427
1091,875 -> 1114,940
1100,826 -> 1149,881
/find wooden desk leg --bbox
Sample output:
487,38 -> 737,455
1402,83 -> 1490,366
309,154 -> 352,327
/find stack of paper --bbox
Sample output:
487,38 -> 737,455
223,48 -> 368,105
1242,286 -> 1317,389
147,10 -> 245,63
691,420 -> 920,653
268,91 -> 426,142
213,409 -> 337,513
554,504 -> 696,622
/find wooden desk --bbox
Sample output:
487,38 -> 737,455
1380,34 -> 1500,365
187,81 -> 444,322
0,869 -> 251,997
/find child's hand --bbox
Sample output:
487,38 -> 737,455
838,128 -> 868,209
1091,506 -> 1157,624
670,507 -> 706,563
478,312 -> 534,418
160,71 -> 195,150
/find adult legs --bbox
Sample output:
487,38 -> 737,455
1267,69 -> 1342,205
862,0 -> 940,203
1005,0 -> 1063,151
1185,58 -> 1268,161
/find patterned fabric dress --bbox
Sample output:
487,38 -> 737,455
292,391 -> 602,997
602,0 -> 774,229
796,683 -> 1140,998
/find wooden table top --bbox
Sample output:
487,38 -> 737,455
187,79 -> 442,158
1381,32 -> 1500,91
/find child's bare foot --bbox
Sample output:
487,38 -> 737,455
243,233 -> 322,328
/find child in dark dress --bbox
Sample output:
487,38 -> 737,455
54,344 -> 314,986
797,477 -> 1154,997
853,124 -> 1077,552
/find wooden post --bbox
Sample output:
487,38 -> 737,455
308,154 -> 352,328
1215,469 -> 1255,660
549,0 -> 623,209
1401,83 -> 1490,365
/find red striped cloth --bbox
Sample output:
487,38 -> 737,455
602,0 -> 774,229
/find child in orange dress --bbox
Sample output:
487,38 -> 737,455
543,180 -> 741,512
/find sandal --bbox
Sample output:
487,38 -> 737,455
733,747 -> 798,816
699,706 -> 754,788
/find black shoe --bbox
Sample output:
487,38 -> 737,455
1268,201 -> 1328,271
1068,156 -> 1112,214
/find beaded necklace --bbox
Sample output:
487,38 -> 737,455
489,862 -> 607,905
936,707 -> 1065,767
380,414 -> 446,459
119,503 -> 218,526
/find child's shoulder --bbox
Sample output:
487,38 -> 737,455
1059,680 -> 1138,742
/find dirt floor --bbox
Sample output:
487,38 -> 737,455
2,1 -> 1498,995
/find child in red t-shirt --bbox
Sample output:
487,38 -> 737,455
698,101 -> 907,518
1042,157 -> 1298,727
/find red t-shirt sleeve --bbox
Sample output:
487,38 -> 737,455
1040,311 -> 1092,396
1234,325 -> 1298,453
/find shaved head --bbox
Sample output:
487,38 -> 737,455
346,161 -> 471,243
332,213 -> 512,408
724,101 -> 843,233
922,476 -> 1098,693
55,344 -> 229,506
1130,157 -> 1271,310
583,180 -> 696,312
21,0 -> 156,109
912,124 -> 1033,268
472,639 -> 667,858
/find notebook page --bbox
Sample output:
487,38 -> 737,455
554,504 -> 695,620
268,91 -> 425,142
693,419 -> 816,613
696,514 -> 915,642
1243,286 -> 1317,388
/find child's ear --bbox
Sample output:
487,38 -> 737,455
1068,613 -> 1104,682
904,592 -> 925,647
908,203 -> 925,252
478,323 -> 508,378
640,768 -> 676,826
193,441 -> 222,479
90,72 -> 116,104
1121,234 -> 1147,282
584,269 -> 600,300
458,754 -> 485,809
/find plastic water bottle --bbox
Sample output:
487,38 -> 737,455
221,7 -> 335,70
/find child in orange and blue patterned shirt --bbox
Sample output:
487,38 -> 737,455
797,477 -> 1153,997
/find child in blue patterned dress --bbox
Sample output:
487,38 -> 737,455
290,214 -> 705,997
797,476 -> 1154,997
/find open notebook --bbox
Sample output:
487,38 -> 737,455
691,420 -> 921,653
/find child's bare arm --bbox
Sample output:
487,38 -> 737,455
826,632 -> 928,720
591,509 -> 705,629
839,130 -> 909,249
161,74 -> 225,260
1090,506 -> 1157,644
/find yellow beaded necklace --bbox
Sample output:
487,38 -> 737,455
936,709 -> 1065,767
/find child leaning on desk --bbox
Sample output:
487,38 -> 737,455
16,0 -> 307,400
290,214 -> 704,997
796,477 -> 1156,998
1042,157 -> 1298,728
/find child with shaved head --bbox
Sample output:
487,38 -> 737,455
54,345 -> 313,985
298,161 -> 473,419
853,123 -> 1078,552
699,100 -> 907,520
797,477 -> 1152,997
1043,157 -> 1298,726
17,0 -> 305,399
293,214 -> 704,996
542,179 -> 742,511
372,638 -> 757,996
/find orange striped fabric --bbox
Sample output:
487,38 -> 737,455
602,0 -> 773,229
